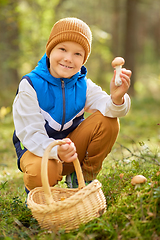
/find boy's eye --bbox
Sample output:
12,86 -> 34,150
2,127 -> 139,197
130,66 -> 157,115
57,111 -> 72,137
75,52 -> 82,56
60,48 -> 66,51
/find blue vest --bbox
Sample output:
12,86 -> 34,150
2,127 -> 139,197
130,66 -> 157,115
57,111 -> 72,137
13,54 -> 87,170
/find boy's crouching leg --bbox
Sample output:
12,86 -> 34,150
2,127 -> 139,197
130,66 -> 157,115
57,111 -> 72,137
82,112 -> 119,181
64,111 -> 119,181
20,151 -> 63,191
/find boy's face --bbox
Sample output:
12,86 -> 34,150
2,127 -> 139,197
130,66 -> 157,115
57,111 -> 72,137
49,41 -> 85,79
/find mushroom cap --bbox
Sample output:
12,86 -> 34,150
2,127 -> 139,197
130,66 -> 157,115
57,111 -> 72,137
112,57 -> 125,68
131,175 -> 147,185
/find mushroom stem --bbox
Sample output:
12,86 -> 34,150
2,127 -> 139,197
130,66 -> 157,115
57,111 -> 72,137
134,184 -> 140,190
111,57 -> 125,87
115,65 -> 122,86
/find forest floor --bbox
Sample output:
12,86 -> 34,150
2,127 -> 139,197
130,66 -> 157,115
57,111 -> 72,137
0,94 -> 160,240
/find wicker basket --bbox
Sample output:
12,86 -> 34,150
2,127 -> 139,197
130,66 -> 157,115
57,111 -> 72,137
27,140 -> 106,232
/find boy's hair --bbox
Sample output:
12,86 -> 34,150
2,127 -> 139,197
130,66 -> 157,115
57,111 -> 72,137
46,17 -> 92,64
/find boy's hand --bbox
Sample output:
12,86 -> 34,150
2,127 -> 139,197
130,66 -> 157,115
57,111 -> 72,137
57,138 -> 77,163
110,68 -> 132,105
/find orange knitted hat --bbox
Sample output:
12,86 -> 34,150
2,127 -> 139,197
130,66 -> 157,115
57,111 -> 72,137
46,17 -> 92,64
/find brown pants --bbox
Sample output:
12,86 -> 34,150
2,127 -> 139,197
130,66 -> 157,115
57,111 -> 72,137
20,111 -> 119,191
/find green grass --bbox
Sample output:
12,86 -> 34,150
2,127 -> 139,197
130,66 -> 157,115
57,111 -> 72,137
0,96 -> 160,240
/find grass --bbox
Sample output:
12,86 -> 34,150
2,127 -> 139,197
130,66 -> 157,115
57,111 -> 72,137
0,95 -> 160,240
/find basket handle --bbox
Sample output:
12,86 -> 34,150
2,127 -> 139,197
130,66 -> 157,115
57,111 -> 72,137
41,140 -> 86,205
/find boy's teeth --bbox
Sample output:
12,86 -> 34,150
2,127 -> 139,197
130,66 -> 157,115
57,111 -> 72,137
61,64 -> 71,68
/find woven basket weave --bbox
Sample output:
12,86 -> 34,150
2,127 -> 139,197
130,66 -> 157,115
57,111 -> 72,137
27,140 -> 106,232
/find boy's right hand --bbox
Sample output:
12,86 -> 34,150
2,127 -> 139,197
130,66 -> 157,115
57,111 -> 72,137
57,138 -> 77,163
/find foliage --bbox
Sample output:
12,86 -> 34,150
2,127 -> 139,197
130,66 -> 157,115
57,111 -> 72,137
1,0 -> 160,97
0,97 -> 160,239
0,1 -> 159,238
17,0 -> 60,76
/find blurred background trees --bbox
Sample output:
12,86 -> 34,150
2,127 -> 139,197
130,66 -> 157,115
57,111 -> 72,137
0,0 -> 160,106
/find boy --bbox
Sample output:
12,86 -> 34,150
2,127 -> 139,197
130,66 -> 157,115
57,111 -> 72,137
13,17 -> 131,191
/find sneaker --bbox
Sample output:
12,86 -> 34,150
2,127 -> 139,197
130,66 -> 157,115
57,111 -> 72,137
66,172 -> 78,188
66,172 -> 92,188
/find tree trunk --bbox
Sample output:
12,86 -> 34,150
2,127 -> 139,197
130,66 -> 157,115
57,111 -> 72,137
124,0 -> 138,96
153,15 -> 160,58
112,0 -> 121,56
0,1 -> 19,88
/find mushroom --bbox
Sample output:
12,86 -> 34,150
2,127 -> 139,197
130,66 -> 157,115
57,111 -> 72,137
119,173 -> 124,179
111,57 -> 125,86
131,175 -> 147,189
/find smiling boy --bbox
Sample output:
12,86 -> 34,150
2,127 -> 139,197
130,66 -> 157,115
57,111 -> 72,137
49,41 -> 85,79
13,17 -> 131,191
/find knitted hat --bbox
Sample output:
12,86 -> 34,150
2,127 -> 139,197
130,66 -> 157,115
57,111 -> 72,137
46,17 -> 92,64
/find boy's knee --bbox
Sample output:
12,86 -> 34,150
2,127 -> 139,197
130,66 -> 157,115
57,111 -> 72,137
21,151 -> 63,191
106,117 -> 119,135
94,111 -> 119,136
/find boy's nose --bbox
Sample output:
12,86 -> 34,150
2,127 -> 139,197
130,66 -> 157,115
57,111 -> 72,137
64,53 -> 72,62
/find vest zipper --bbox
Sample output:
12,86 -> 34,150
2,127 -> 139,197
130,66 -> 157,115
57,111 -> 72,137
60,79 -> 65,131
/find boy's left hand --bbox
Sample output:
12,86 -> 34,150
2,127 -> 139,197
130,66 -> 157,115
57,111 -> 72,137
110,68 -> 132,105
